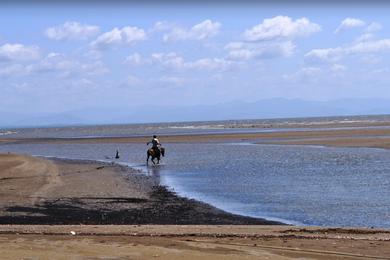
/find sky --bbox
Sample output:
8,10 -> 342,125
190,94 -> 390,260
1,1 -> 390,115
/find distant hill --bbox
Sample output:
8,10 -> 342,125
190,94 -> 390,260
2,98 -> 390,128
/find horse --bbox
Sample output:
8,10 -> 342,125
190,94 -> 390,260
146,147 -> 165,166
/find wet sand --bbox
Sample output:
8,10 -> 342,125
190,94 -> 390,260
0,153 -> 277,225
2,125 -> 390,149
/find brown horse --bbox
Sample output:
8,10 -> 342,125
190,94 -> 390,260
146,147 -> 165,165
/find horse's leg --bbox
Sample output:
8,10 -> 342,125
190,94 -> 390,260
146,153 -> 150,166
151,157 -> 156,165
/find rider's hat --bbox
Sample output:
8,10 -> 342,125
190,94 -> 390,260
153,135 -> 157,138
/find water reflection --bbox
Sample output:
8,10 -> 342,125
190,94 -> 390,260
145,165 -> 162,185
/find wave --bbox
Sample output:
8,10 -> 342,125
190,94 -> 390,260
0,131 -> 17,136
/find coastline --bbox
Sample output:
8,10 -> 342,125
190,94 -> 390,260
1,141 -> 390,258
2,124 -> 390,226
3,126 -> 390,149
0,153 -> 281,225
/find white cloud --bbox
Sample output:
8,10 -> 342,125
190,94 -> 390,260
10,82 -> 30,92
233,16 -> 318,61
151,21 -> 175,32
121,74 -> 188,88
360,55 -> 382,65
0,43 -> 40,62
305,38 -> 390,63
188,58 -> 232,70
305,47 -> 344,63
69,78 -> 97,88
123,75 -> 142,87
151,52 -> 185,69
91,26 -> 146,49
334,18 -> 366,34
330,64 -> 347,74
84,49 -> 103,60
0,64 -> 28,77
226,41 -> 295,60
349,39 -> 390,53
158,76 -> 186,86
27,53 -> 108,78
124,53 -> 143,66
80,61 -> 109,76
370,67 -> 389,74
45,21 -> 100,40
355,33 -> 374,42
365,22 -> 382,33
0,52 -> 106,79
150,52 -> 232,71
283,67 -> 322,82
227,49 -> 253,61
225,42 -> 245,50
163,19 -> 221,42
28,53 -> 75,74
190,20 -> 221,40
244,16 -> 320,42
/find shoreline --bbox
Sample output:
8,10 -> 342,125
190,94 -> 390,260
2,143 -> 390,257
2,124 -> 390,227
2,125 -> 390,149
0,153 -> 282,225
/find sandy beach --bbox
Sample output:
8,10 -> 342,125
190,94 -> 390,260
0,152 -> 390,259
2,123 -> 390,259
1,225 -> 390,259
0,153 -> 275,225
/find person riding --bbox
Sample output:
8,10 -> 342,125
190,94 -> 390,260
147,135 -> 161,155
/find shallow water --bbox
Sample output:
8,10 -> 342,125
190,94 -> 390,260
1,141 -> 390,227
3,114 -> 390,138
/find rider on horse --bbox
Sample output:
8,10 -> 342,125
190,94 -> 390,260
147,135 -> 161,156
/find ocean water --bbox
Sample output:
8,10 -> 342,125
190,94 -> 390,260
1,140 -> 390,227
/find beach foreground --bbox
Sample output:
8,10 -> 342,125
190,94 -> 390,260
0,153 -> 275,225
1,153 -> 390,259
0,225 -> 390,259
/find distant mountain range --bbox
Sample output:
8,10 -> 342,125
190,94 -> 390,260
2,98 -> 390,128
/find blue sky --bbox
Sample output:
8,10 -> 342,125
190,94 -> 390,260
1,2 -> 390,115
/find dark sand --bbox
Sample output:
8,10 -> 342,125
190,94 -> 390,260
0,153 -> 278,225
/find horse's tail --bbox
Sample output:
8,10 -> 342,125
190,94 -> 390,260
160,147 -> 165,157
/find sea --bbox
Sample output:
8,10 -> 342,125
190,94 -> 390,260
1,115 -> 390,227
